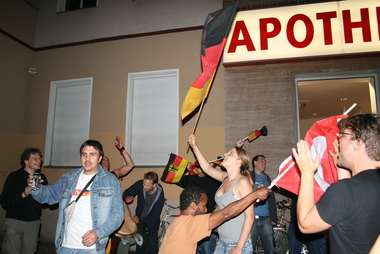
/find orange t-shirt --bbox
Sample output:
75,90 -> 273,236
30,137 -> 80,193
158,214 -> 211,254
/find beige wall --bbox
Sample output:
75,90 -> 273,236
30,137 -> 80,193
1,27 -> 227,241
0,1 -> 38,242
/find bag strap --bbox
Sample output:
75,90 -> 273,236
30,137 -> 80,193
125,204 -> 133,219
75,174 -> 96,202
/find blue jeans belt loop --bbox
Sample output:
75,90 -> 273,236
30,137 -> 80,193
255,215 -> 269,219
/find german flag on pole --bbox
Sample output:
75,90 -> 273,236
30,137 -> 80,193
161,153 -> 189,183
181,2 -> 238,120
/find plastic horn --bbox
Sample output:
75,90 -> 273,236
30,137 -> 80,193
243,126 -> 268,142
208,157 -> 224,163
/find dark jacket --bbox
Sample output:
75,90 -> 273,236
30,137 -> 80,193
123,180 -> 165,233
250,171 -> 277,224
0,168 -> 48,221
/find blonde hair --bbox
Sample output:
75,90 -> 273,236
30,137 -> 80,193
235,147 -> 253,185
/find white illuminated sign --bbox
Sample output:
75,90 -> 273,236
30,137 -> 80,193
224,0 -> 380,65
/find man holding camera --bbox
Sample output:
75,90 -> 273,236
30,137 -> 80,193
0,147 -> 48,254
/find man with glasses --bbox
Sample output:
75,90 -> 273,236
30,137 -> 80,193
293,113 -> 380,253
249,155 -> 277,254
0,148 -> 48,254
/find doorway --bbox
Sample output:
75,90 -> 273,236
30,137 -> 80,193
296,75 -> 378,139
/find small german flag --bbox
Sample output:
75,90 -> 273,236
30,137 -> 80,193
161,153 -> 189,183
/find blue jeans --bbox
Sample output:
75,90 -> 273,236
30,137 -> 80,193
57,246 -> 98,254
214,238 -> 252,254
197,232 -> 216,254
251,217 -> 274,254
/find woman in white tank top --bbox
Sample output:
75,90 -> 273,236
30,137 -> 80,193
188,134 -> 254,254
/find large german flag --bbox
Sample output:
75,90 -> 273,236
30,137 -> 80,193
161,153 -> 189,183
181,3 -> 238,120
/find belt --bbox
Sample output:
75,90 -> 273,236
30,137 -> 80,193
255,215 -> 269,219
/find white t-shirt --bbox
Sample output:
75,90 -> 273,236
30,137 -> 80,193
62,172 -> 95,249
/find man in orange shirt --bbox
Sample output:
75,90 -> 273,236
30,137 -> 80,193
159,185 -> 270,254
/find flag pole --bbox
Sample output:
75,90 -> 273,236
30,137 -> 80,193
187,97 -> 207,153
343,103 -> 357,115
255,159 -> 295,203
268,161 -> 295,189
187,72 -> 217,153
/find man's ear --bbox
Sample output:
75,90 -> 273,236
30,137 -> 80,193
189,202 -> 197,211
352,139 -> 365,152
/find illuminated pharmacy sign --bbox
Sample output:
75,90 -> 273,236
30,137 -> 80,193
224,0 -> 380,65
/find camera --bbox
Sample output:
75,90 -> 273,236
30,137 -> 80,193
31,173 -> 42,190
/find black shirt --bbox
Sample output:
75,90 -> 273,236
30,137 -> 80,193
0,168 -> 48,221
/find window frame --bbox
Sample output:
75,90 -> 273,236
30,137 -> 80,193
44,77 -> 93,167
126,69 -> 179,167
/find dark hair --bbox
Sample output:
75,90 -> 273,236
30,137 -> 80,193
252,155 -> 265,169
179,185 -> 205,211
79,140 -> 104,158
144,171 -> 159,184
339,113 -> 380,161
20,148 -> 42,168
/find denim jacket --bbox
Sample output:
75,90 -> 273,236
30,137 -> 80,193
31,165 -> 123,253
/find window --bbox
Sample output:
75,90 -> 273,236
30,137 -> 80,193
45,78 -> 92,167
126,69 -> 179,166
57,0 -> 97,12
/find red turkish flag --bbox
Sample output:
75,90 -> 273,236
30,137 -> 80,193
275,115 -> 349,202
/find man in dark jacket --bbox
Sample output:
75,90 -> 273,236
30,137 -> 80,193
123,171 -> 165,254
250,155 -> 277,254
0,147 -> 48,254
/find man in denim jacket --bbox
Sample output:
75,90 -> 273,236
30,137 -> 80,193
30,140 -> 124,254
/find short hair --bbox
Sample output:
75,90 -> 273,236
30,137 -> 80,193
20,148 -> 42,168
252,155 -> 265,169
101,156 -> 110,171
179,185 -> 205,211
144,171 -> 159,184
79,140 -> 104,158
339,113 -> 380,161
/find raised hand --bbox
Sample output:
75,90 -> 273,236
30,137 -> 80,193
188,134 -> 196,147
235,139 -> 245,148
292,140 -> 320,176
115,136 -> 123,150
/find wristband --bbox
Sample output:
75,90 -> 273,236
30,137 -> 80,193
119,147 -> 126,153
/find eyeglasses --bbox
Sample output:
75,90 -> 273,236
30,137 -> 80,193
336,132 -> 354,138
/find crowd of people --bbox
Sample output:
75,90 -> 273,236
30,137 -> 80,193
1,113 -> 380,254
